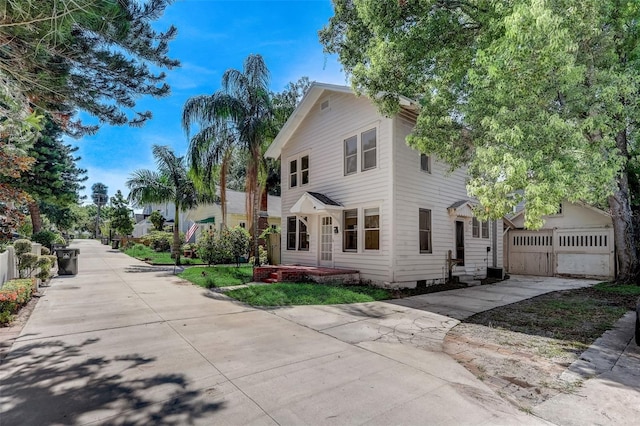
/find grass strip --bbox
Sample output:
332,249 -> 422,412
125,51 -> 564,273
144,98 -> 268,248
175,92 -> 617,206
123,245 -> 205,265
178,265 -> 253,288
225,282 -> 391,306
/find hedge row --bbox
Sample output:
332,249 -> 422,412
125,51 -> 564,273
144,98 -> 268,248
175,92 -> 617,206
0,279 -> 36,326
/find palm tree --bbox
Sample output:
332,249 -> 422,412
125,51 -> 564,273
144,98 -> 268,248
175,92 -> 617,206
126,145 -> 207,265
91,182 -> 108,238
182,54 -> 273,266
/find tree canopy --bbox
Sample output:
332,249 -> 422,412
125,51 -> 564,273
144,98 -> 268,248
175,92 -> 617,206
320,0 -> 640,280
0,0 -> 179,132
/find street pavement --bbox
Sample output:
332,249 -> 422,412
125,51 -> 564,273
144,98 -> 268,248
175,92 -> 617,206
0,239 -> 635,425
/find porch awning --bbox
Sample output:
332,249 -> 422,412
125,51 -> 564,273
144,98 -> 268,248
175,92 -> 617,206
448,200 -> 476,217
196,216 -> 215,224
290,192 -> 343,214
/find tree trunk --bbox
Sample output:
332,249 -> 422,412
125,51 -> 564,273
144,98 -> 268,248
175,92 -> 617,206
258,189 -> 269,246
609,130 -> 638,282
28,201 -> 42,234
96,204 -> 101,238
220,149 -> 230,228
173,202 -> 181,266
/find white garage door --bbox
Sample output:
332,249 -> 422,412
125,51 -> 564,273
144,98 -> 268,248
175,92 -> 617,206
508,228 -> 614,279
508,230 -> 553,276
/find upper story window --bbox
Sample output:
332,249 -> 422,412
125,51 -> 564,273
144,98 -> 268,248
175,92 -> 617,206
344,127 -> 377,175
420,153 -> 430,173
361,128 -> 377,171
344,136 -> 357,175
482,220 -> 489,239
289,159 -> 297,188
289,154 -> 309,188
301,155 -> 309,185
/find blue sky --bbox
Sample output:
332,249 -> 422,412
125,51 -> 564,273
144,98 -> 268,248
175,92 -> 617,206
74,0 -> 346,202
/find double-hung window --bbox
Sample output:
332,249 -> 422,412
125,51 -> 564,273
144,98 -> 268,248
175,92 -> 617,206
343,209 -> 358,251
344,136 -> 357,175
289,154 -> 309,188
473,217 -> 490,239
344,128 -> 377,175
419,209 -> 432,253
286,216 -> 309,251
481,220 -> 489,239
364,208 -> 380,250
361,129 -> 377,171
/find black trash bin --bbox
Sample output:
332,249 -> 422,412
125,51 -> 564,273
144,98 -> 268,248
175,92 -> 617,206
101,237 -> 109,245
57,248 -> 80,275
111,239 -> 120,249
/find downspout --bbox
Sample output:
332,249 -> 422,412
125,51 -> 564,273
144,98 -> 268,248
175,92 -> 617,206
389,116 -> 397,285
492,219 -> 498,267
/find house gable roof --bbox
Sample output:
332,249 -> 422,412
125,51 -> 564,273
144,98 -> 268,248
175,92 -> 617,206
264,82 -> 419,159
290,192 -> 344,215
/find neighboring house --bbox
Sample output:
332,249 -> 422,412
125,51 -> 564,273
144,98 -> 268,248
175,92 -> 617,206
134,189 -> 281,241
504,201 -> 614,279
265,83 -> 503,288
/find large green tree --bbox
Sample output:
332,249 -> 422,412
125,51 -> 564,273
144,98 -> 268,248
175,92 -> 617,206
0,0 -> 179,132
321,0 -> 640,281
109,190 -> 134,236
182,54 -> 274,266
127,145 -> 210,265
5,118 -> 88,233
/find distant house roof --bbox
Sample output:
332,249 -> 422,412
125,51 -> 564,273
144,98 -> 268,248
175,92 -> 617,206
264,82 -> 419,159
224,189 -> 281,217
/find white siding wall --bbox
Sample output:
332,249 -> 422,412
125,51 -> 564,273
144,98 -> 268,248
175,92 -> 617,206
510,201 -> 612,230
280,93 -> 394,283
391,114 -> 503,286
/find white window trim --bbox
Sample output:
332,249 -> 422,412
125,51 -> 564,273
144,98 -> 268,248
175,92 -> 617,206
286,215 -> 309,251
363,207 -> 380,251
419,208 -> 432,254
361,128 -> 377,172
287,151 -> 311,188
341,121 -> 380,177
342,205 -> 383,254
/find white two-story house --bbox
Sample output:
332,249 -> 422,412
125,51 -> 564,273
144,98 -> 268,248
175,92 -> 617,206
265,83 -> 503,288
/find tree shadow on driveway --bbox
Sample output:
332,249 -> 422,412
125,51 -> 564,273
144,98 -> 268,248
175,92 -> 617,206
1,338 -> 224,425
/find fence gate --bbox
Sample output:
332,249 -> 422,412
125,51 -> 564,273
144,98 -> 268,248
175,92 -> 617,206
508,230 -> 554,276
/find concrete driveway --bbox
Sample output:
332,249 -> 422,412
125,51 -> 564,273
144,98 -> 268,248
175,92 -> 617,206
0,239 -> 616,425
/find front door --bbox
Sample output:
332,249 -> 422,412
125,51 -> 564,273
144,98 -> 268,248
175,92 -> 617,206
319,216 -> 333,267
455,221 -> 465,266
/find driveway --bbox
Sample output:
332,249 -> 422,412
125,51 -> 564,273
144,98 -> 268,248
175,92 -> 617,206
0,239 -> 615,425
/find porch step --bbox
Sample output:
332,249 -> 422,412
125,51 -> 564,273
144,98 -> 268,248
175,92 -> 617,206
456,274 -> 483,286
262,278 -> 278,284
268,272 -> 278,279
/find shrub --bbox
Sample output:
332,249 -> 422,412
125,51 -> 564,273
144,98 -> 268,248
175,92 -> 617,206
31,230 -> 60,249
0,279 -> 35,326
196,226 -> 250,266
149,211 -> 165,231
140,231 -> 173,252
41,246 -> 51,256
249,245 -> 268,266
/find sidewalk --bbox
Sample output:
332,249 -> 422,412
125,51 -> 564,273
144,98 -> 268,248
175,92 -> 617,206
1,239 -> 549,425
4,239 -> 636,425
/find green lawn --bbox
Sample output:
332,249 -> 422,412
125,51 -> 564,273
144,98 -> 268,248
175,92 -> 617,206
178,265 -> 254,288
225,282 -> 391,306
123,244 -> 205,265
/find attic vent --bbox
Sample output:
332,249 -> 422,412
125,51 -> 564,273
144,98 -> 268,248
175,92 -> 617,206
320,100 -> 330,110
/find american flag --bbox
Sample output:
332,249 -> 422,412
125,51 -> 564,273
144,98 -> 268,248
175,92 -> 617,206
185,223 -> 198,243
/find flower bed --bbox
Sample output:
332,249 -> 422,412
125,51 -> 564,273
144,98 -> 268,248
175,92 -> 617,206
0,279 -> 36,326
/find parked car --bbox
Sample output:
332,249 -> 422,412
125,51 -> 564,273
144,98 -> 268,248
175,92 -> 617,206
636,297 -> 640,345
